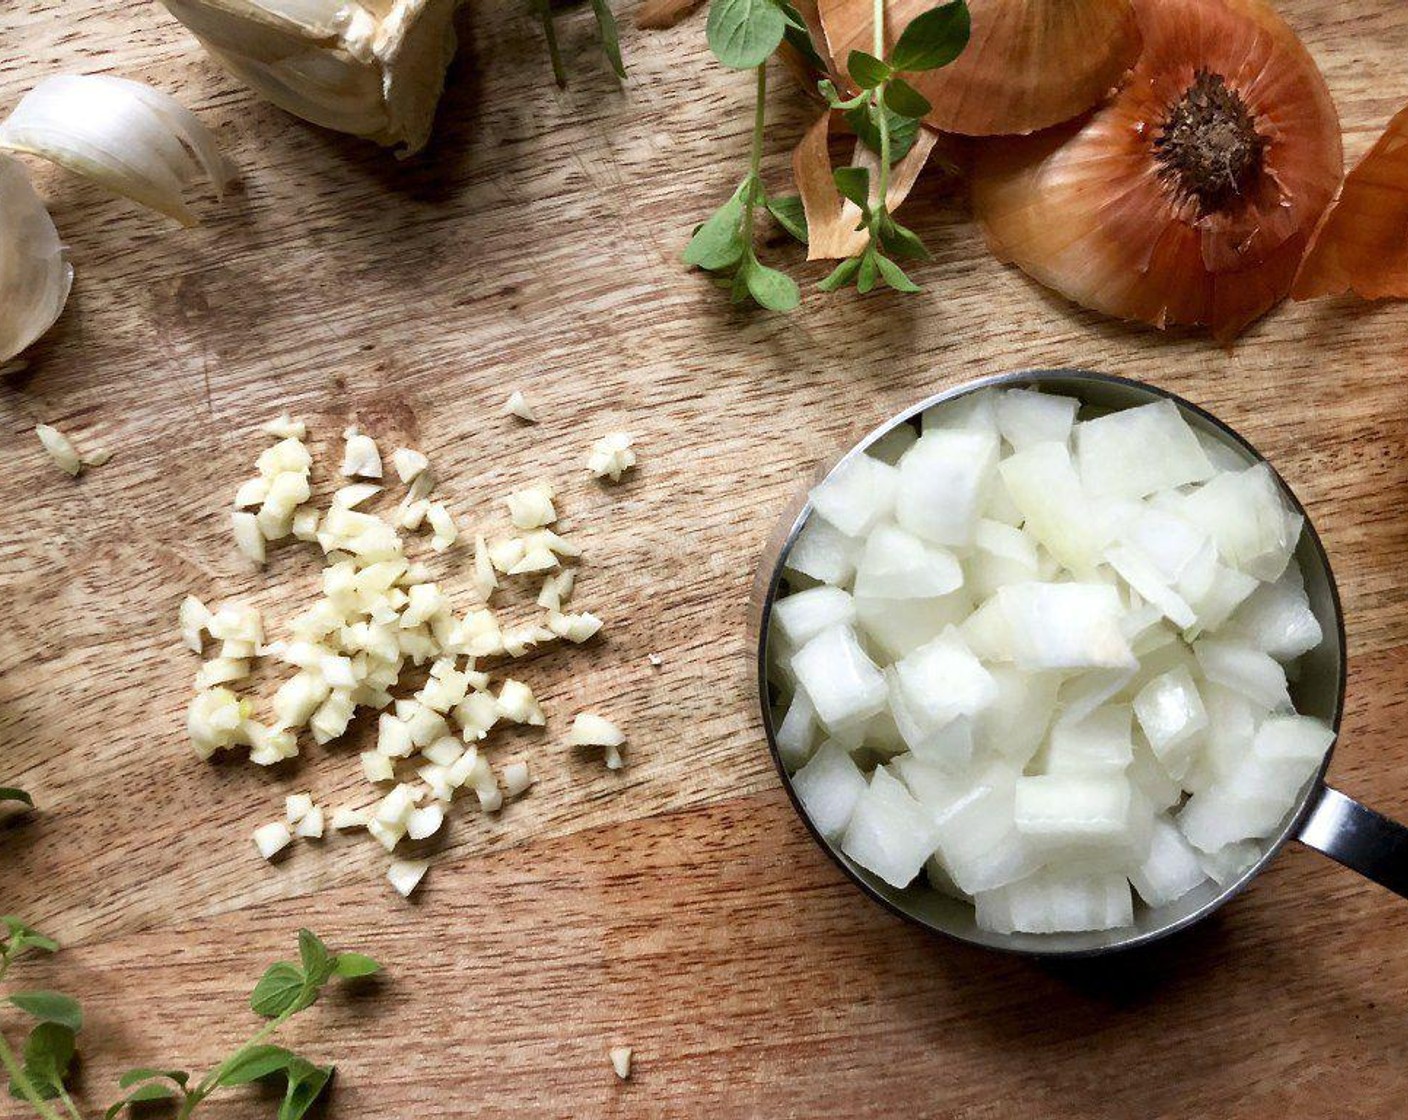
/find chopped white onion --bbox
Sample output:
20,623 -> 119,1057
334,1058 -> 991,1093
609,1046 -> 632,1080
770,387 -> 1332,936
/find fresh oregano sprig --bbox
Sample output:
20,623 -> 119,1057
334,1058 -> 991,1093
1,925 -> 379,1120
535,0 -> 627,86
818,0 -> 969,294
684,0 -> 817,311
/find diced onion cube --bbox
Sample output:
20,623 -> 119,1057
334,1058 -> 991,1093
997,583 -> 1135,670
810,453 -> 898,538
895,429 -> 998,547
790,625 -> 887,733
405,804 -> 444,840
294,806 -> 325,839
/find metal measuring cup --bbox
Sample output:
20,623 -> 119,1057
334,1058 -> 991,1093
751,369 -> 1408,957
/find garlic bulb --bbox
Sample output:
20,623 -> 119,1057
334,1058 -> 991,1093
159,0 -> 464,156
0,75 -> 233,227
0,155 -> 72,364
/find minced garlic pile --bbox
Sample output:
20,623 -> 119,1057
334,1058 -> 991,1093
183,413 -> 631,895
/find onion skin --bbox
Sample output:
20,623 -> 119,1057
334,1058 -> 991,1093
817,0 -> 1141,137
1293,104 -> 1408,301
971,0 -> 1341,341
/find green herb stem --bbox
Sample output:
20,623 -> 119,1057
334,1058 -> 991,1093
871,0 -> 891,219
536,0 -> 567,86
742,61 -> 768,262
183,1008 -> 295,1114
56,1085 -> 82,1120
0,1030 -> 65,1120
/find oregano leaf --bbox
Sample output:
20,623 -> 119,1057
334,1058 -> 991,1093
875,252 -> 922,292
743,259 -> 802,311
9,1022 -> 75,1101
857,250 -> 879,293
832,166 -> 871,211
778,0 -> 826,68
889,0 -> 971,73
218,1044 -> 299,1087
846,50 -> 891,90
765,195 -> 808,244
103,1081 -> 179,1118
845,101 -> 919,162
119,1068 -> 189,1089
818,257 -> 863,291
332,953 -> 381,980
2,918 -> 58,955
878,214 -> 931,260
9,991 -> 82,1031
705,0 -> 787,69
885,76 -> 933,119
0,788 -> 33,807
298,929 -> 334,987
250,962 -> 307,1019
277,1060 -> 334,1120
683,184 -> 748,271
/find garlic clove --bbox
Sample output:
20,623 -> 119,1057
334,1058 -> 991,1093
0,156 -> 72,363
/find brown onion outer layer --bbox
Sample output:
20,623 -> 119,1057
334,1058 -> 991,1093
1294,103 -> 1408,301
971,0 -> 1341,341
818,0 -> 1142,137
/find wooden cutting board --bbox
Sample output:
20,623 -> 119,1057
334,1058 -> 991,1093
3,0 -> 1408,1115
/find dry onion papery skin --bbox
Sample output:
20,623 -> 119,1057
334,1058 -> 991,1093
635,0 -> 706,30
971,0 -> 1341,341
817,0 -> 1141,137
0,155 -> 73,363
159,0 -> 463,156
793,109 -> 945,260
1293,103 -> 1408,302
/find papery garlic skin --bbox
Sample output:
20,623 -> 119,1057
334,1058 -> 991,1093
0,75 -> 233,227
0,156 -> 72,364
159,0 -> 464,156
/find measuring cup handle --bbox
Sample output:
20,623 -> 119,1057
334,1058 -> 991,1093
1297,785 -> 1408,898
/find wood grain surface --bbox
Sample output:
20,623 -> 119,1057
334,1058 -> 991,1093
2,0 -> 1408,1116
